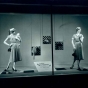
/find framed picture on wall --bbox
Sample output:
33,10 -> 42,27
43,36 -> 51,44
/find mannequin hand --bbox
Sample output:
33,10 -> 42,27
16,36 -> 19,39
73,46 -> 76,49
16,37 -> 21,41
9,44 -> 13,47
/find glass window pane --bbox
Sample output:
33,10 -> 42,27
0,13 -> 52,77
53,14 -> 88,75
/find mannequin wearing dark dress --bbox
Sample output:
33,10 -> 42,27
70,27 -> 84,70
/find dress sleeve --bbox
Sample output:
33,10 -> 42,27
7,35 -> 10,40
80,34 -> 84,39
72,34 -> 75,40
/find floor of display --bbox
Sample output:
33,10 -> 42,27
0,66 -> 88,78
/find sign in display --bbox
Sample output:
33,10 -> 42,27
34,61 -> 56,72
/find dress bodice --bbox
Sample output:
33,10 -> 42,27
8,34 -> 20,43
72,34 -> 83,42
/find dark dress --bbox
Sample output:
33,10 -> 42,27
72,34 -> 84,60
8,35 -> 22,62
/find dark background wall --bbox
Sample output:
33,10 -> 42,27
53,14 -> 88,68
0,13 -> 51,69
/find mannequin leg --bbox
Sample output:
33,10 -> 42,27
12,62 -> 15,69
77,60 -> 81,69
6,62 -> 11,69
70,59 -> 76,69
4,61 -> 11,71
12,62 -> 17,71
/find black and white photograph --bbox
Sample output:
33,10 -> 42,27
0,13 -> 88,77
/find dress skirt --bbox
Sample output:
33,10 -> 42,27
74,42 -> 84,60
9,43 -> 22,62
